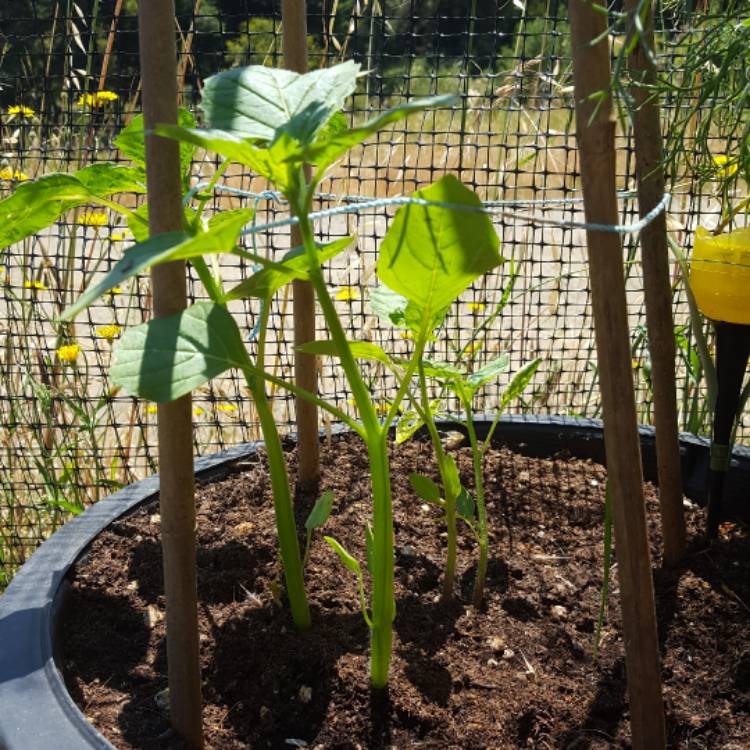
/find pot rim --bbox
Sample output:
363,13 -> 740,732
0,415 -> 746,749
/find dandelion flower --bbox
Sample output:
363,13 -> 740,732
466,302 -> 486,312
110,232 -> 127,241
713,155 -> 738,179
24,279 -> 48,291
78,210 -> 108,227
374,401 -> 392,416
399,330 -> 413,340
216,403 -> 238,412
335,285 -> 360,302
56,344 -> 81,363
147,404 -> 158,415
7,105 -> 35,120
106,286 -> 123,295
193,406 -> 205,417
0,167 -> 29,181
76,91 -> 119,109
96,324 -> 122,341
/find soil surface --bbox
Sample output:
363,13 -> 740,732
61,434 -> 750,749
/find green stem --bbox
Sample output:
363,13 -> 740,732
464,400 -> 488,608
295,194 -> 393,688
418,362 -> 457,600
244,368 -> 311,630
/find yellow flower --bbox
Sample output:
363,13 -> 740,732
147,404 -> 158,415
78,210 -> 108,227
193,406 -> 205,417
7,105 -> 35,119
0,167 -> 29,181
374,401 -> 392,416
466,302 -> 487,312
216,403 -> 238,412
713,155 -> 738,179
110,232 -> 127,241
106,286 -> 123,295
335,286 -> 360,302
96,324 -> 122,341
56,344 -> 81,363
399,330 -> 413,340
24,279 -> 48,291
76,91 -> 119,109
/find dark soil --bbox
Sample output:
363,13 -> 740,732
60,434 -> 750,749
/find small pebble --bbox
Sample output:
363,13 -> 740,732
149,514 -> 160,525
298,685 -> 312,704
487,658 -> 499,667
259,705 -> 271,720
502,648 -> 515,660
551,605 -> 568,620
400,544 -> 417,558
420,503 -> 430,512
487,636 -> 505,652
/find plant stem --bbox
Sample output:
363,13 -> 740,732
418,362 -> 457,600
243,369 -> 311,630
295,197 -> 394,688
464,399 -> 488,608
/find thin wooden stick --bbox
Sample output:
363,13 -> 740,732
625,0 -> 686,567
282,0 -> 320,490
137,1 -> 203,747
569,2 -> 666,748
97,0 -> 123,93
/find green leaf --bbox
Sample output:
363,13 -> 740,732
200,61 -> 360,144
324,536 -> 362,576
296,339 -> 392,367
110,302 -> 248,402
115,108 -> 196,181
305,490 -> 335,531
225,235 -> 355,301
154,125 -> 297,189
499,358 -> 542,410
72,163 -> 147,196
408,473 -> 441,504
467,354 -> 510,389
0,172 -> 131,249
443,455 -> 461,499
420,359 -> 464,379
127,202 -> 197,242
63,208 -> 253,320
302,95 -> 456,173
369,285 -> 407,328
456,486 -> 475,520
377,175 -> 501,335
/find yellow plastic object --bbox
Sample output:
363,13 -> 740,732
690,225 -> 750,324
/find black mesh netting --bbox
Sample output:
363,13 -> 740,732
0,1 -> 747,584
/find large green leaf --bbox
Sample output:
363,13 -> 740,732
127,202 -> 197,242
72,163 -> 147,196
62,208 -> 254,320
199,61 -> 360,144
115,108 -> 196,182
377,175 -> 501,335
153,125 -> 297,189
0,165 -> 148,250
224,235 -> 355,301
302,95 -> 456,173
110,302 -> 248,402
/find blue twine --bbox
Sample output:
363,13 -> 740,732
188,181 -> 670,238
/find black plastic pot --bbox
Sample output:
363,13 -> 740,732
0,416 -> 747,749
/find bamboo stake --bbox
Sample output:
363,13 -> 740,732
137,2 -> 203,747
624,0 -> 686,566
282,0 -> 320,489
569,2 -> 666,748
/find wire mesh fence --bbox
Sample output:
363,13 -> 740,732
0,1 -> 747,585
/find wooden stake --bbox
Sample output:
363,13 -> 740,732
282,0 -> 320,489
625,0 -> 686,566
569,2 -> 666,747
137,2 -> 203,747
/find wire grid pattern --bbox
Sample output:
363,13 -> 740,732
0,1 -> 746,582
